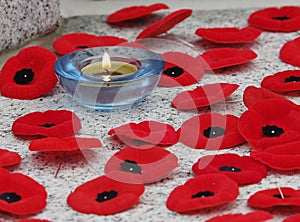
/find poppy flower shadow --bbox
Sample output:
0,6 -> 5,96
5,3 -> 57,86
178,202 -> 237,215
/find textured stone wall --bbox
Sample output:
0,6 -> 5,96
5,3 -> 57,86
0,0 -> 60,51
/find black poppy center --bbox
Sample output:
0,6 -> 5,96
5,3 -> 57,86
284,76 -> 300,83
120,160 -> 142,174
163,66 -> 184,78
76,45 -> 89,49
14,68 -> 35,85
273,194 -> 291,198
262,125 -> 284,137
192,190 -> 214,198
219,166 -> 241,172
38,123 -> 56,128
203,126 -> 225,138
96,190 -> 118,203
272,16 -> 290,21
0,192 -> 21,204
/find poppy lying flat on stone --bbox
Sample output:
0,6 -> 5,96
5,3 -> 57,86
0,46 -> 57,100
205,211 -> 273,222
158,52 -> 204,87
12,110 -> 82,138
192,154 -> 267,185
195,27 -> 261,44
283,213 -> 300,222
280,37 -> 300,67
179,113 -> 245,150
0,170 -> 47,215
248,187 -> 300,208
104,146 -> 178,184
106,3 -> 169,23
136,9 -> 192,39
171,83 -> 239,110
166,173 -> 239,213
248,6 -> 300,32
0,148 -> 21,168
67,175 -> 145,215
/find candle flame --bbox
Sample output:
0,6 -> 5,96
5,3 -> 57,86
102,52 -> 111,71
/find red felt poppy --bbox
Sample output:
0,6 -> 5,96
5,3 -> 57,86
12,110 -> 82,138
261,70 -> 300,93
197,48 -> 257,70
104,146 -> 178,184
283,213 -> 300,222
195,27 -> 262,44
248,6 -> 300,32
106,3 -> 169,23
250,141 -> 300,170
29,136 -> 102,152
248,187 -> 300,208
179,113 -> 245,150
280,37 -> 300,68
171,83 -> 239,110
108,120 -> 178,147
158,52 -> 204,87
166,173 -> 239,213
238,98 -> 300,151
52,33 -> 128,55
0,148 -> 21,168
136,9 -> 192,39
205,211 -> 273,222
0,170 -> 47,215
67,175 -> 144,215
192,154 -> 267,185
0,46 -> 57,100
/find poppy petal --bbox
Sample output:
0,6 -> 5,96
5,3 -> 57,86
12,110 -> 82,138
29,137 -> 102,152
248,187 -> 300,208
205,211 -> 273,222
106,3 -> 169,23
136,9 -> 192,39
166,173 -> 239,213
280,37 -> 300,68
283,213 -> 300,222
67,175 -> 144,215
197,48 -> 257,70
171,83 -> 239,110
0,170 -> 47,215
104,146 -> 178,184
0,46 -> 57,100
195,27 -> 262,44
248,6 -> 300,32
158,52 -> 204,87
192,154 -> 267,185
0,148 -> 21,168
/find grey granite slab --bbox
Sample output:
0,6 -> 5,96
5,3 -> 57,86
1,7 -> 300,222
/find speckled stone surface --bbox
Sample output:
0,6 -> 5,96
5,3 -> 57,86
0,0 -> 60,51
1,7 -> 300,222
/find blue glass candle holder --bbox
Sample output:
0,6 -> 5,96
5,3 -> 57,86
54,46 -> 165,110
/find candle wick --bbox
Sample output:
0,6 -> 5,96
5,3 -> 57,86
104,69 -> 110,75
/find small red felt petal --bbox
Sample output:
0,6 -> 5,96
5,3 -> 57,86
106,3 -> 169,23
104,146 -> 178,184
171,83 -> 239,110
280,37 -> 300,67
205,211 -> 273,222
0,46 -> 57,100
179,113 -> 245,150
192,154 -> 267,185
136,9 -> 192,39
0,171 -> 47,215
248,6 -> 300,32
283,213 -> 300,222
67,175 -> 144,215
0,148 -> 21,168
195,27 -> 262,44
261,70 -> 300,92
29,137 -> 102,152
12,110 -> 82,138
198,48 -> 257,70
158,52 -> 204,87
248,187 -> 300,208
108,120 -> 179,146
166,173 -> 239,213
